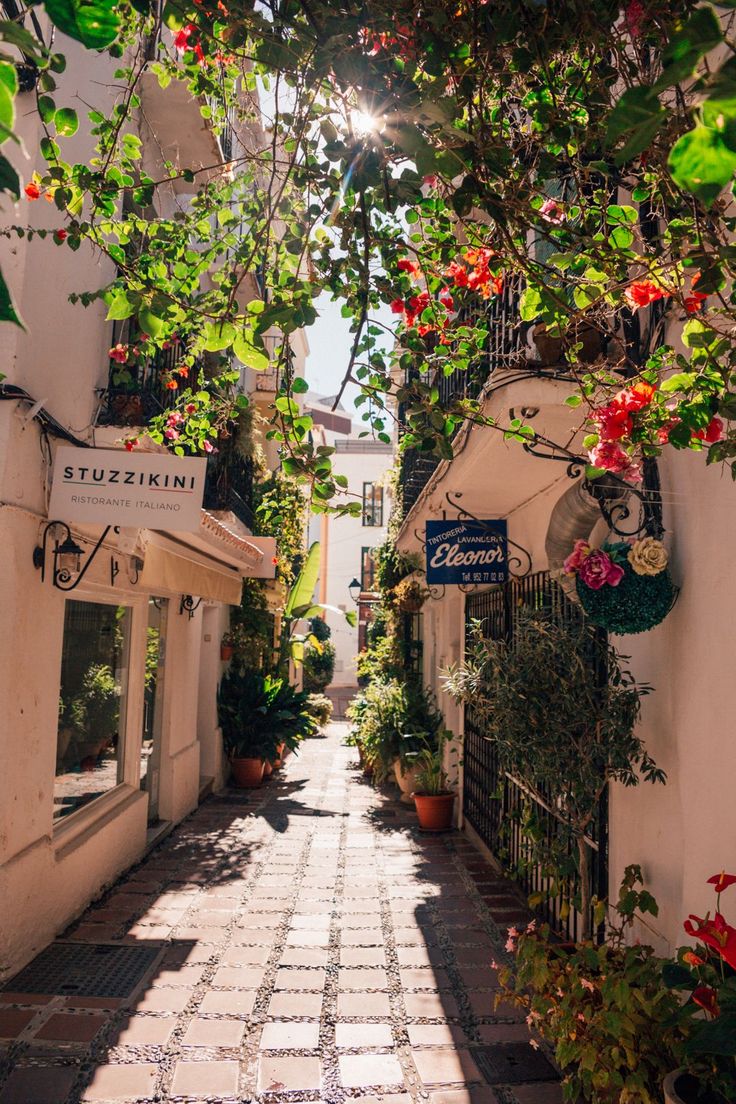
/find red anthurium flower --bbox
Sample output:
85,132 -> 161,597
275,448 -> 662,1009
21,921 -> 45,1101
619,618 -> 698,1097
708,872 -> 736,893
684,912 -> 736,970
683,951 -> 705,967
24,182 -> 40,200
692,986 -> 720,1017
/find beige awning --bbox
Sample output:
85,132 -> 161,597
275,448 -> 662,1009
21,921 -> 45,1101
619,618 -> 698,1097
140,542 -> 243,604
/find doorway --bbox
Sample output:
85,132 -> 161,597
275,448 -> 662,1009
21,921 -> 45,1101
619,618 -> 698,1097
140,597 -> 168,825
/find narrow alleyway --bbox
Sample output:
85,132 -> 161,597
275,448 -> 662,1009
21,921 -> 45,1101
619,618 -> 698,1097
0,726 -> 560,1104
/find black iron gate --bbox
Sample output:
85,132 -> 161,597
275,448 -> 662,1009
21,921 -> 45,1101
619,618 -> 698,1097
463,572 -> 608,941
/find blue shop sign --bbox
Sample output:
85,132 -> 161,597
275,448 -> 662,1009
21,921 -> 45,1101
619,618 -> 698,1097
425,519 -> 508,586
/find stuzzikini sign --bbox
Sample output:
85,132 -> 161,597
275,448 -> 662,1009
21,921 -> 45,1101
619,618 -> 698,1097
425,519 -> 508,586
49,446 -> 207,532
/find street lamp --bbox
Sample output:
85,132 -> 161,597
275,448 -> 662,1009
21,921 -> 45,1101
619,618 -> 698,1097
33,521 -> 120,590
348,577 -> 361,603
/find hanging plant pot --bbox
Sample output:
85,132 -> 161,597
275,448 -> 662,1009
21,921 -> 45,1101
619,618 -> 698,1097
230,757 -> 264,788
663,1071 -> 727,1104
576,565 -> 677,635
220,644 -> 234,661
413,792 -> 455,831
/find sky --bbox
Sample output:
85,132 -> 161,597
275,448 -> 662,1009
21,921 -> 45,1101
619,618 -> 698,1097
304,293 -> 394,417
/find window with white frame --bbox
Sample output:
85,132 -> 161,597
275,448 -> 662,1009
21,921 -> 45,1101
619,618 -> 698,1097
55,600 -> 132,822
362,482 -> 383,527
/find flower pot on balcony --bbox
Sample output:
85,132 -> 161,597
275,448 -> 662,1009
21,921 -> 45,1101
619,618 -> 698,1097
230,757 -> 264,788
413,792 -> 455,831
220,644 -> 234,661
533,322 -> 602,366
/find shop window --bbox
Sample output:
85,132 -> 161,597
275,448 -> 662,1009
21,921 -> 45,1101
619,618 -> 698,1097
141,598 -> 168,825
55,600 -> 132,823
360,547 -> 377,592
362,482 -> 383,527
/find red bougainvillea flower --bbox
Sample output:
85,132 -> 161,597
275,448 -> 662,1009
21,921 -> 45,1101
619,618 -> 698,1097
708,872 -> 736,893
692,986 -> 720,1017
124,439 -> 136,452
54,229 -> 67,242
593,403 -> 633,442
185,402 -> 197,414
164,427 -> 180,441
658,418 -> 680,444
625,0 -> 647,38
390,299 -> 405,315
174,23 -> 196,50
445,260 -> 468,287
684,912 -> 736,970
624,280 -> 667,310
684,291 -> 707,314
683,950 -> 706,967
692,417 -> 724,444
109,343 -> 129,364
24,182 -> 40,200
165,379 -> 179,390
439,289 -> 454,310
397,258 -> 421,277
615,381 -> 656,411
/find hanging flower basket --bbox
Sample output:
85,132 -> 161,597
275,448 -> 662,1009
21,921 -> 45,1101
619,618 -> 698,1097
564,537 -> 677,635
393,576 -> 429,613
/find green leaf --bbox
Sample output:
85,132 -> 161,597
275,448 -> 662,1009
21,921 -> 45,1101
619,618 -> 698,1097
655,6 -> 723,92
203,320 -> 235,351
519,285 -> 543,322
605,86 -> 665,163
138,308 -> 164,338
284,542 -> 320,620
662,963 -> 696,990
688,1014 -> 736,1056
0,61 -> 16,145
43,0 -> 119,49
54,107 -> 78,137
0,265 -> 23,327
0,152 -> 19,198
105,291 -> 135,321
669,125 -> 736,206
292,376 -> 308,393
232,329 -> 269,369
660,372 -> 696,393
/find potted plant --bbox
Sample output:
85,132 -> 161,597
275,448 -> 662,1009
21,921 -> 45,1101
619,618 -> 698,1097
393,576 -> 429,613
220,632 -> 234,661
497,866 -> 688,1103
410,730 -> 457,831
662,871 -> 736,1104
395,729 -> 437,803
443,612 -> 662,938
563,535 -> 677,634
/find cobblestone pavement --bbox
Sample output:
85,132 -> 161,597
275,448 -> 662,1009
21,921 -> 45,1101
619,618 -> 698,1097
0,724 -> 561,1104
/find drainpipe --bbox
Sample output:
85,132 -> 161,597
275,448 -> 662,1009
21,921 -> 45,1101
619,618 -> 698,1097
545,478 -> 626,599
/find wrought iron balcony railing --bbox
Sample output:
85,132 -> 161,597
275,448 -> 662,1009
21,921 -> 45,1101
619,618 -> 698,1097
97,322 -> 200,427
398,277 -> 526,515
202,451 -> 256,531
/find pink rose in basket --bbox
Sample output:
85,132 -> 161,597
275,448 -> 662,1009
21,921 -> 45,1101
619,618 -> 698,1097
578,549 -> 624,590
563,539 -> 591,576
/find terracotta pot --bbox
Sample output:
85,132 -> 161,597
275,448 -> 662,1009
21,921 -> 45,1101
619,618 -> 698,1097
220,644 -> 234,661
663,1072 -> 726,1104
230,757 -> 264,788
413,792 -> 455,831
362,760 -> 374,778
533,322 -> 602,366
271,756 -> 283,770
393,759 -> 420,804
263,759 -> 273,777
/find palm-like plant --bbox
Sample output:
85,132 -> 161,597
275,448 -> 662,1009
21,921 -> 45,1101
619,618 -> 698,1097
218,669 -> 317,761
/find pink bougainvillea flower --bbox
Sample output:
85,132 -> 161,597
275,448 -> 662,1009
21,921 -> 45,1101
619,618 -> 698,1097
625,0 -> 647,37
174,23 -> 196,50
588,440 -> 642,484
624,280 -> 667,310
397,258 -> 421,277
684,912 -> 736,970
563,539 -> 591,576
578,549 -> 625,590
615,381 -> 656,412
708,872 -> 736,893
24,182 -> 40,200
692,417 -> 724,444
692,985 -> 720,1017
124,439 -> 137,452
185,402 -> 197,414
539,197 -> 564,225
109,343 -> 129,364
423,174 -> 438,187
203,439 -> 215,453
164,427 -> 180,441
